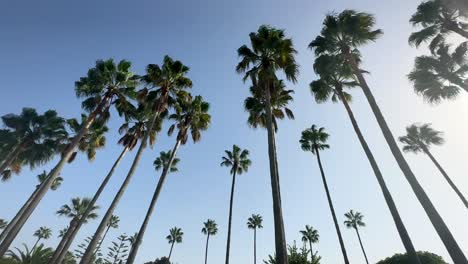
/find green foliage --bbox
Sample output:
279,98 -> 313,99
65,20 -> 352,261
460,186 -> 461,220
57,197 -> 99,224
202,219 -> 218,236
0,219 -> 8,230
154,151 -> 180,173
5,244 -> 54,264
399,123 -> 444,154
166,227 -> 183,244
299,125 -> 330,154
376,251 -> 448,264
264,243 -> 321,264
144,257 -> 171,264
36,170 -> 63,191
33,226 -> 52,241
344,210 -> 366,229
247,214 -> 263,230
74,236 -> 103,263
221,145 -> 251,175
105,234 -> 129,264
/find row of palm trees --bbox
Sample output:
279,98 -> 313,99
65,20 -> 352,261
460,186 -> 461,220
0,1 -> 467,263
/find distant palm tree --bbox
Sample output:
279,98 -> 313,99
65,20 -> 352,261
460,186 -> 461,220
399,123 -> 468,208
80,56 -> 192,264
0,220 -> 7,230
95,215 -> 120,255
409,0 -> 468,50
344,210 -> 369,264
310,10 -> 466,263
202,219 -> 218,264
237,25 -> 298,264
32,227 -> 52,250
310,53 -> 419,262
247,214 -> 263,264
221,144 -> 251,264
408,43 -> 468,104
300,225 -> 319,263
300,125 -> 349,264
166,227 -> 183,261
58,227 -> 68,239
126,95 -> 211,264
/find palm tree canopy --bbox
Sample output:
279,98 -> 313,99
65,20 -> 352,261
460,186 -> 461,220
154,150 -> 180,173
36,170 -> 63,191
76,59 -> 138,119
344,210 -> 366,229
409,0 -> 468,50
58,227 -> 69,238
166,227 -> 183,244
33,226 -> 52,240
202,219 -> 218,236
107,215 -> 120,229
299,125 -> 330,154
167,95 -> 211,145
221,144 -> 252,175
408,42 -> 468,104
399,123 -> 444,154
56,197 -> 99,223
244,79 -> 295,131
300,225 -> 319,244
309,10 -> 382,57
247,214 -> 263,229
7,244 -> 53,264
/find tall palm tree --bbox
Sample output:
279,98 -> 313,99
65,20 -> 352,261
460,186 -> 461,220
126,94 -> 211,264
166,227 -> 183,261
300,225 -> 319,263
236,25 -> 298,264
202,219 -> 218,264
247,214 -> 263,264
310,53 -> 420,262
0,108 -> 67,181
220,145 -> 251,264
80,56 -> 192,264
344,210 -> 369,264
300,125 -> 349,264
310,10 -> 467,263
32,227 -> 52,250
399,123 -> 468,208
0,59 -> 137,257
408,43 -> 468,104
409,0 -> 468,50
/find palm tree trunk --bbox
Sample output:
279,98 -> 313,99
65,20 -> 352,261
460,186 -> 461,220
423,147 -> 468,209
79,110 -> 161,264
355,228 -> 369,264
345,52 -> 468,264
337,90 -> 421,264
51,146 -> 130,264
126,140 -> 182,264
168,241 -> 175,261
0,142 -> 24,175
225,168 -> 237,264
314,147 -> 349,264
32,237 -> 41,251
205,234 -> 210,264
254,228 -> 257,264
264,83 -> 288,264
0,95 -> 112,257
309,241 -> 313,262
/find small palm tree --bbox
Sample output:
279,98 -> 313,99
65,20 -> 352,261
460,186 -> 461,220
7,244 -> 53,264
58,227 -> 68,239
247,214 -> 263,264
409,0 -> 468,50
166,227 -> 183,261
344,210 -> 369,264
300,125 -> 349,264
399,123 -> 468,208
37,170 -> 63,191
95,214 -> 120,254
32,227 -> 52,250
202,219 -> 218,264
300,225 -> 319,262
408,43 -> 468,104
0,219 -> 7,230
310,10 -> 466,263
221,144 -> 251,264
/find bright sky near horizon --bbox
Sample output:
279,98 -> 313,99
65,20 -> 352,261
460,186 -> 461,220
1,0 -> 468,263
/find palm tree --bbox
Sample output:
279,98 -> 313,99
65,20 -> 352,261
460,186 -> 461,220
58,227 -> 68,239
80,56 -> 192,264
310,10 -> 467,263
237,25 -> 298,264
202,219 -> 218,264
32,227 -> 52,250
95,214 -> 119,255
166,227 -> 183,261
247,214 -> 263,264
300,225 -> 319,263
0,108 -> 67,181
344,210 -> 369,264
0,220 -> 7,230
126,95 -> 211,264
409,0 -> 468,50
399,123 -> 468,208
408,43 -> 468,104
220,145 -> 251,264
0,59 -> 137,257
310,53 -> 420,262
300,125 -> 349,264
7,244 -> 53,264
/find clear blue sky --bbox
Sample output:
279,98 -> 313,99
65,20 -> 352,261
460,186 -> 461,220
1,0 -> 468,263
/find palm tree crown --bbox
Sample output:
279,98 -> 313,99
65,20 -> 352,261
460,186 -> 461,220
300,225 -> 319,244
33,227 -> 52,241
166,227 -> 183,244
221,145 -> 251,175
56,197 -> 99,224
299,125 -> 330,155
36,170 -> 63,191
247,214 -> 263,230
154,150 -> 180,173
399,123 -> 444,154
107,215 -> 120,229
202,219 -> 218,236
344,210 -> 366,229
